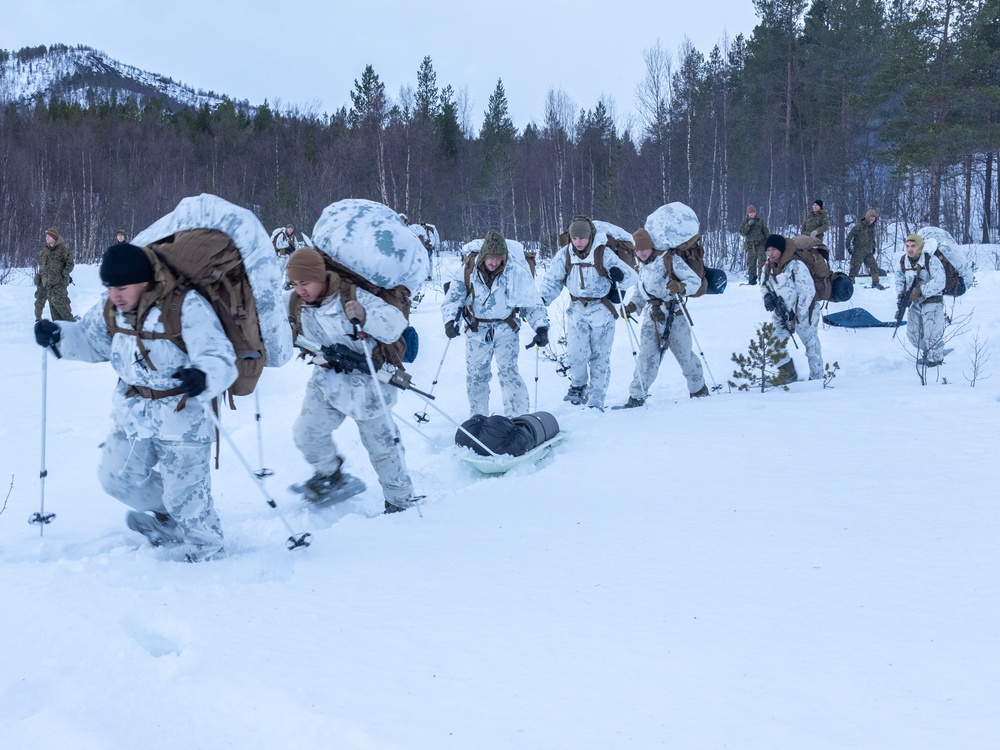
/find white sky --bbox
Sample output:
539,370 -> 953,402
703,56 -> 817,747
3,0 -> 760,131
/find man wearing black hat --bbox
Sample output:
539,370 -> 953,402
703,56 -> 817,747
800,200 -> 830,241
32,242 -> 237,562
761,234 -> 825,383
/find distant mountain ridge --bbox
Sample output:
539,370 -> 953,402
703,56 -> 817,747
0,44 -> 243,111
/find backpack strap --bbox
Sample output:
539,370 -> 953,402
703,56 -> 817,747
103,287 -> 189,371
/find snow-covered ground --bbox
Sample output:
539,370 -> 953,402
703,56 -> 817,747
1,250 -> 998,749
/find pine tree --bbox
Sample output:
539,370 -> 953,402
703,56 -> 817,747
729,321 -> 791,392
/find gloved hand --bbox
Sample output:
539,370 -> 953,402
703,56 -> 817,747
608,266 -> 625,283
909,285 -> 922,304
445,320 -> 460,339
531,327 -> 549,348
762,292 -> 777,312
34,320 -> 61,348
623,301 -> 638,321
172,367 -> 207,398
666,279 -> 686,296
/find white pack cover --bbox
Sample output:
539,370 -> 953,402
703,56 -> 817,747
917,226 -> 974,288
312,199 -> 429,295
592,220 -> 635,248
131,193 -> 294,368
461,237 -> 530,272
645,202 -> 700,250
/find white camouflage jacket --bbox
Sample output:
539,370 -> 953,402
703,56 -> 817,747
293,287 -> 406,420
56,291 -> 238,441
893,239 -> 945,303
538,243 -> 638,306
441,261 -> 548,331
764,258 -> 820,326
626,251 -> 701,315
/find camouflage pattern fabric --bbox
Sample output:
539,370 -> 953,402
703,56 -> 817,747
800,209 -> 830,241
625,252 -> 705,397
764,257 -> 824,380
463,325 -> 531,417
99,429 -> 224,558
894,248 -> 947,361
846,219 -> 879,282
35,238 -> 75,321
738,216 -> 770,282
905,302 -> 945,362
293,380 -> 414,505
564,301 -> 617,408
537,242 -> 638,305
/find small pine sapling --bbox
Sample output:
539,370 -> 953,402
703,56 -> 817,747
822,361 -> 840,388
728,321 -> 790,392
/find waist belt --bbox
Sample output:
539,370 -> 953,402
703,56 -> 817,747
570,294 -> 619,319
465,308 -> 518,332
125,384 -> 189,411
919,295 -> 943,305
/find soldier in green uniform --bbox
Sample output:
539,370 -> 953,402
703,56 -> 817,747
34,228 -> 74,321
800,199 -> 830,241
846,209 -> 885,289
738,204 -> 770,285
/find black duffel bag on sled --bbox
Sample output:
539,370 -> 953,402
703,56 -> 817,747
455,411 -> 560,457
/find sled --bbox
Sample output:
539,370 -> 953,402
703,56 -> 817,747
823,307 -> 903,328
459,431 -> 568,475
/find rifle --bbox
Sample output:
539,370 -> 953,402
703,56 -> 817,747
762,279 -> 799,349
892,277 -> 919,340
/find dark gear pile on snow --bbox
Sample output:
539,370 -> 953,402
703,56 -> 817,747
455,411 -> 560,457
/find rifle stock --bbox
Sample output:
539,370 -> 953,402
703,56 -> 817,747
892,277 -> 919,339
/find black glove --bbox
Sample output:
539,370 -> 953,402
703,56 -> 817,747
763,292 -> 777,312
445,320 -> 460,339
34,320 -> 61,348
172,367 -> 207,398
608,266 -> 625,283
530,327 -> 549,348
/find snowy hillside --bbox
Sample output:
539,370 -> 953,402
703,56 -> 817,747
1,250 -> 998,749
0,45 -> 233,110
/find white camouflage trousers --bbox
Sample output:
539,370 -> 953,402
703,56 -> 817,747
775,317 -> 824,380
628,308 -> 705,399
465,323 -> 529,417
566,300 -> 617,408
293,380 -> 414,504
907,301 -> 945,361
99,429 -> 224,553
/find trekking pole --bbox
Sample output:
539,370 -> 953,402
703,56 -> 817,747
203,408 -> 311,550
619,302 -> 649,401
675,296 -> 722,392
353,320 -> 425,518
253,389 -> 273,479
414,337 -> 454,424
29,349 -> 57,534
533,345 -> 540,412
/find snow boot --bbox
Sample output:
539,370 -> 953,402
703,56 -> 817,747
612,396 -> 645,410
772,360 -> 798,385
384,495 -> 426,514
184,544 -> 226,563
563,384 -> 586,405
291,469 -> 366,507
871,282 -> 887,290
748,278 -> 757,285
126,510 -> 184,547
689,385 -> 710,398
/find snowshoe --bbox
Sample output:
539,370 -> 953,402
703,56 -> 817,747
384,495 -> 426,514
612,396 -> 645,409
126,511 -> 184,547
291,470 -> 366,507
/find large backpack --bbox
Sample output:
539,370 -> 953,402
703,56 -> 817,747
288,250 -> 417,367
916,226 -> 972,296
785,234 -> 853,304
557,233 -> 638,275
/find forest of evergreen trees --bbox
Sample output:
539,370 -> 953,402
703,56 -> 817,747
1,0 -> 998,271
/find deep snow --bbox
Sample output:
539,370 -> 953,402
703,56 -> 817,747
1,249 -> 998,749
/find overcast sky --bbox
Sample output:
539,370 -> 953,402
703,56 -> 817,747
3,0 -> 760,132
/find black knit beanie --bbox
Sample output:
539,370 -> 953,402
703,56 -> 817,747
813,199 -> 824,209
100,242 -> 154,287
765,234 -> 786,252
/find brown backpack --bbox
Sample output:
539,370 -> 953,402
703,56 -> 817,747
663,235 -> 709,298
103,228 -> 266,400
558,233 -> 638,276
900,250 -> 966,296
289,251 -> 412,369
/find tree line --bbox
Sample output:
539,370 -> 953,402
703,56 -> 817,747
1,0 -> 998,272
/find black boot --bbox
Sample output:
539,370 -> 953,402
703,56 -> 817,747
689,385 -> 710,398
772,360 -> 798,385
612,396 -> 645,409
564,385 -> 586,405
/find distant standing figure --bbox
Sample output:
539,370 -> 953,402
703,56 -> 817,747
35,228 -> 74,321
737,204 -> 769,285
273,224 -> 297,256
846,209 -> 885,289
800,200 -> 830,241
114,229 -> 128,244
